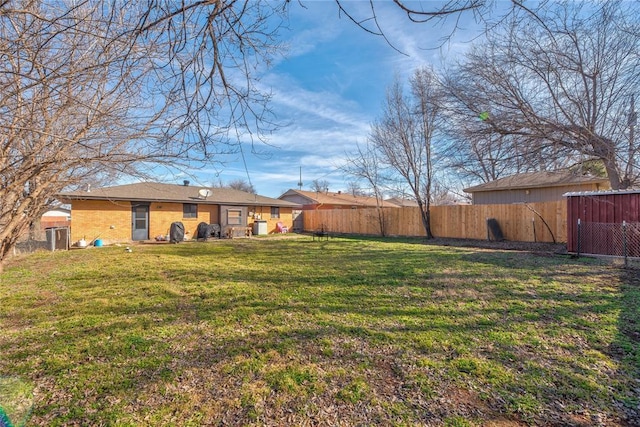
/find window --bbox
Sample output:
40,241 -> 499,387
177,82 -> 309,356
183,203 -> 198,219
228,209 -> 242,225
270,207 -> 280,219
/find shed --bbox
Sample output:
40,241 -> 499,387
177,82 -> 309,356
565,189 -> 640,256
464,171 -> 610,205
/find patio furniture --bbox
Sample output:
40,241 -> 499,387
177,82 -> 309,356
196,222 -> 221,240
313,224 -> 329,241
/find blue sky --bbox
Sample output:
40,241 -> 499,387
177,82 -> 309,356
181,1 -> 483,198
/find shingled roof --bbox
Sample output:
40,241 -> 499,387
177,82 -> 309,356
279,189 -> 396,208
463,171 -> 610,193
58,182 -> 300,207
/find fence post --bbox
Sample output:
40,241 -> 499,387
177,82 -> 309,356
577,218 -> 581,257
623,220 -> 628,268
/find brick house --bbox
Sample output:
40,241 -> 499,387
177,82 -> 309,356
40,207 -> 71,230
278,189 -> 402,232
57,182 -> 299,245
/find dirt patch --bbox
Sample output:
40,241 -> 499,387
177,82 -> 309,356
426,237 -> 567,255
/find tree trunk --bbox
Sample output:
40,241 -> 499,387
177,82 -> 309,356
377,207 -> 387,237
603,158 -> 623,190
417,200 -> 433,239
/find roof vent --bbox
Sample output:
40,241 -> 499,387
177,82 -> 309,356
183,180 -> 190,186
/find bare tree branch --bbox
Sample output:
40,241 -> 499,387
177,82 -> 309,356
0,0 -> 286,270
369,67 -> 444,238
442,1 -> 640,190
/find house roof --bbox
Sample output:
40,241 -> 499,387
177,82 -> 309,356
564,188 -> 640,197
58,182 -> 300,207
384,197 -> 420,207
279,189 -> 396,208
42,208 -> 71,217
463,171 -> 610,193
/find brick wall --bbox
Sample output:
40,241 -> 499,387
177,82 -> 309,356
70,200 -> 295,245
147,203 -> 220,239
41,217 -> 71,230
70,200 -> 131,244
250,206 -> 294,234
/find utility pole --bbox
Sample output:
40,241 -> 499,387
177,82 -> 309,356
297,166 -> 303,190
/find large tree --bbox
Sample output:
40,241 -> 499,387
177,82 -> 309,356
443,1 -> 640,189
334,0 -> 547,47
0,0 -> 284,270
369,67 -> 443,239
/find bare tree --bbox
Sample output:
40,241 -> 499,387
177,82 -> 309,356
443,1 -> 640,190
440,124 -> 572,186
226,179 -> 257,194
370,67 -> 443,239
0,1 -> 285,271
137,1 -> 285,146
334,0 -> 550,49
345,181 -> 369,197
442,78 -> 572,185
310,179 -> 330,193
342,141 -> 388,235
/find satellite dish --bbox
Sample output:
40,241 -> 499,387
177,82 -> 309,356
198,189 -> 212,199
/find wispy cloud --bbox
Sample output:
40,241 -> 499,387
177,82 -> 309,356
187,2 -> 483,197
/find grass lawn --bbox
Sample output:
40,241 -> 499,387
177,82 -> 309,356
1,236 -> 639,426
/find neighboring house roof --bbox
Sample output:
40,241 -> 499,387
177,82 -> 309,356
42,208 -> 71,217
463,171 -> 610,193
384,197 -> 420,207
58,182 -> 300,208
279,189 -> 395,208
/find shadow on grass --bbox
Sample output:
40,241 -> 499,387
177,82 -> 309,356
610,268 -> 640,424
2,238 -> 639,425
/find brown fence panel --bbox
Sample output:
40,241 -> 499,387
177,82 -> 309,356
303,201 -> 567,243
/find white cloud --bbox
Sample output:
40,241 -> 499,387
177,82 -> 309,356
268,82 -> 366,127
189,2 -> 485,197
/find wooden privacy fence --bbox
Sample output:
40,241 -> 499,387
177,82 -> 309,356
303,201 -> 567,243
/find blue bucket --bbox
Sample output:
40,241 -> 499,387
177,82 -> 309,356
94,239 -> 103,247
